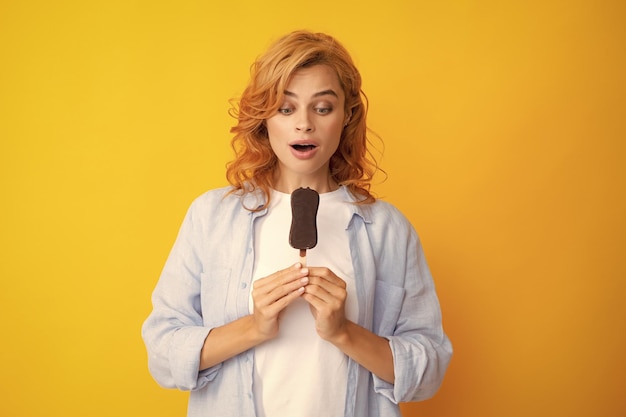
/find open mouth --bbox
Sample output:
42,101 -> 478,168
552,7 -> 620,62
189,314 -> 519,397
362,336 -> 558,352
291,144 -> 317,151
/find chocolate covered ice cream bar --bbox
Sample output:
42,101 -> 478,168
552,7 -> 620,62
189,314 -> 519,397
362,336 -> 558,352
289,187 -> 319,265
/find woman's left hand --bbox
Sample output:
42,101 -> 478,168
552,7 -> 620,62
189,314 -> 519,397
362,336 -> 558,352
301,267 -> 348,342
302,266 -> 396,384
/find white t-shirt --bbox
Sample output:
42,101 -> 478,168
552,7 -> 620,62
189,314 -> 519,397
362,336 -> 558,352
249,187 -> 358,417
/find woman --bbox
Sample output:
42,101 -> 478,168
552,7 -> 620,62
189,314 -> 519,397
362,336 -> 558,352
142,30 -> 452,417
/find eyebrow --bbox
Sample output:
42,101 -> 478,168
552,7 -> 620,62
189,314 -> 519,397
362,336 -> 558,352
284,89 -> 339,99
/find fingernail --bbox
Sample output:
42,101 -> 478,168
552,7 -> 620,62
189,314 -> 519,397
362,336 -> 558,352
300,268 -> 308,275
300,277 -> 309,284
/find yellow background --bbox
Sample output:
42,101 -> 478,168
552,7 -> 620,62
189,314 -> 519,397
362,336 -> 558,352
1,1 -> 624,416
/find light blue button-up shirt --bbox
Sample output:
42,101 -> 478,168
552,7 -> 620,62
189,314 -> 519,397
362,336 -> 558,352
142,186 -> 452,417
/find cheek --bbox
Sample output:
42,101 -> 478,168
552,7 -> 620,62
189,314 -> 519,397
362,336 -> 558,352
265,119 -> 278,139
327,119 -> 345,140
265,115 -> 289,137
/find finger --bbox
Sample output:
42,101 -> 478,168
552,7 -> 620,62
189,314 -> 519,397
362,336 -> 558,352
307,267 -> 346,288
265,275 -> 309,304
301,289 -> 329,310
306,276 -> 347,300
304,281 -> 346,307
253,275 -> 309,307
254,263 -> 307,291
254,263 -> 302,288
301,292 -> 323,311
271,286 -> 306,311
256,285 -> 306,318
301,288 -> 347,326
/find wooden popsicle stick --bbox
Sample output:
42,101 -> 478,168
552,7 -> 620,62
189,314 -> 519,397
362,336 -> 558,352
299,249 -> 307,267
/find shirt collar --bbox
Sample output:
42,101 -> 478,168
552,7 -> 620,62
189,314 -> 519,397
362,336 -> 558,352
241,184 -> 373,225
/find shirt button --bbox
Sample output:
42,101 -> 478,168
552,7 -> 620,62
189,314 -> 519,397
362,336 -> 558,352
241,282 -> 248,289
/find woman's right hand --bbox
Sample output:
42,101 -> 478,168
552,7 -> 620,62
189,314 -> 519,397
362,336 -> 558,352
250,263 -> 309,341
199,263 -> 308,370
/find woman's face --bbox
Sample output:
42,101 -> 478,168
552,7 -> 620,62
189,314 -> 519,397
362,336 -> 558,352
266,64 -> 346,193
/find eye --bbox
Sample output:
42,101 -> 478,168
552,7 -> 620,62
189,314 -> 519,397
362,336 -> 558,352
278,106 -> 294,115
315,106 -> 332,115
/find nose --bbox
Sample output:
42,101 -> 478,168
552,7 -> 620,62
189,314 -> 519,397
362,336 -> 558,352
295,112 -> 314,133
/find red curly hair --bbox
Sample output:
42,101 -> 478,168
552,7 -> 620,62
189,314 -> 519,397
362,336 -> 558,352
226,30 -> 382,210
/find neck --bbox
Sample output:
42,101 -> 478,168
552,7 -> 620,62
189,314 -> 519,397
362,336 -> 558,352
271,172 -> 339,194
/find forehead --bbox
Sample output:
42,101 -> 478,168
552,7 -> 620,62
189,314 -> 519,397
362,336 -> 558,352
285,64 -> 344,98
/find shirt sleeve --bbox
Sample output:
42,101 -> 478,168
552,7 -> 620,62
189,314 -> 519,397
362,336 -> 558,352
371,209 -> 453,403
141,200 -> 222,391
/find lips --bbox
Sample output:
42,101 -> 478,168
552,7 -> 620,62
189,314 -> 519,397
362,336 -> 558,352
289,141 -> 319,159
291,144 -> 317,151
